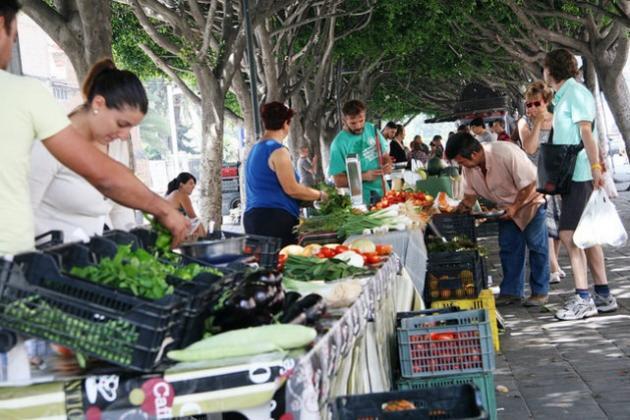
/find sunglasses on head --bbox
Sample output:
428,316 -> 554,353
526,101 -> 542,108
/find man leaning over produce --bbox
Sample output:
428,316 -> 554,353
328,100 -> 393,205
445,132 -> 550,307
0,1 -> 188,255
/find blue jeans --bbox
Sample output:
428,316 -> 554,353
498,205 -> 550,297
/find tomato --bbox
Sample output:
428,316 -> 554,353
380,199 -> 389,207
319,247 -> 335,258
278,254 -> 288,263
365,254 -> 381,265
316,250 -> 327,259
334,245 -> 349,254
375,244 -> 393,255
430,332 -> 456,341
51,344 -> 74,358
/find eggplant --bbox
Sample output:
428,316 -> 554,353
240,283 -> 277,306
245,269 -> 282,285
268,289 -> 285,314
281,293 -> 326,325
283,291 -> 302,313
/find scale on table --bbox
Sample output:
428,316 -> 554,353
345,153 -> 367,211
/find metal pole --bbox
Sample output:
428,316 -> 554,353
242,0 -> 262,139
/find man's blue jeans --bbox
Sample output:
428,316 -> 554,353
498,205 -> 550,297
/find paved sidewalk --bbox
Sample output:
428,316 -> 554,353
484,186 -> 630,419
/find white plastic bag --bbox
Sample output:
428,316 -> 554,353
573,189 -> 627,249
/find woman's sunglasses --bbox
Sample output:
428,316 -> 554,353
526,101 -> 542,108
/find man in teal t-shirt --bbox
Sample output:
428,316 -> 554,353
328,100 -> 392,204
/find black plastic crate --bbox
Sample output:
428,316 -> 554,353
426,251 -> 484,302
0,254 -> 184,371
475,221 -> 499,238
178,234 -> 281,269
48,238 -> 220,349
331,384 -> 487,419
429,214 -> 477,243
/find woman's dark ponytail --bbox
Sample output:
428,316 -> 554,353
82,58 -> 148,114
166,172 -> 197,195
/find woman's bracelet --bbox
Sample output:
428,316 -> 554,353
591,163 -> 602,171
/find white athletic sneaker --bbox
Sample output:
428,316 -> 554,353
550,272 -> 562,284
593,293 -> 618,313
555,295 -> 598,321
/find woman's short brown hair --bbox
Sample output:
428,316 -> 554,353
544,49 -> 578,82
260,102 -> 294,130
525,80 -> 554,103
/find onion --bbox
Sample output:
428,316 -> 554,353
333,251 -> 365,268
350,238 -> 376,253
279,244 -> 305,256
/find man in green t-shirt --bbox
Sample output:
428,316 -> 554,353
328,100 -> 392,204
0,1 -> 188,254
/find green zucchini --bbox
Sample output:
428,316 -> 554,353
167,324 -> 316,362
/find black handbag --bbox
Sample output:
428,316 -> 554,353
536,127 -> 584,195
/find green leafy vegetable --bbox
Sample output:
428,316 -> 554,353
283,255 -> 373,282
315,183 -> 352,215
427,235 -> 486,256
70,245 -> 222,300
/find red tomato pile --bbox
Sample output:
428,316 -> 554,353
408,330 -> 482,374
371,190 -> 433,210
276,243 -> 393,271
314,244 -> 393,266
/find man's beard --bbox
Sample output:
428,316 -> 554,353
348,127 -> 364,135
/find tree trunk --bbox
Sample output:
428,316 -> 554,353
590,30 -> 630,151
231,72 -> 257,213
198,93 -> 225,230
598,70 -> 630,150
21,0 -> 112,82
319,116 -> 339,178
583,59 -> 608,150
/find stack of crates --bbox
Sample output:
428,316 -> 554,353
395,308 -> 497,420
426,214 -> 488,304
425,213 -> 500,352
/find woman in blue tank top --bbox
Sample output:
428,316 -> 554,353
244,102 -> 327,246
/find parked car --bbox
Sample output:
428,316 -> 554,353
221,162 -> 241,216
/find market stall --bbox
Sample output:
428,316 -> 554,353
0,255 -> 419,419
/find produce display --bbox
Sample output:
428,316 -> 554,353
382,400 -> 416,412
279,239 -> 392,282
408,330 -> 483,374
426,236 -> 485,256
206,269 -> 285,333
167,324 -> 317,362
296,187 -> 432,238
282,255 -> 373,282
4,296 -> 138,365
70,245 -> 222,300
370,190 -> 434,210
314,183 -> 352,215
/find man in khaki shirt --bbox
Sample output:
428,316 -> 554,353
445,132 -> 550,306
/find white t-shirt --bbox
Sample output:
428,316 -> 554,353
30,139 -> 136,243
0,70 -> 70,254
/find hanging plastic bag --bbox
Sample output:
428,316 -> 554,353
602,170 -> 618,198
573,189 -> 627,249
